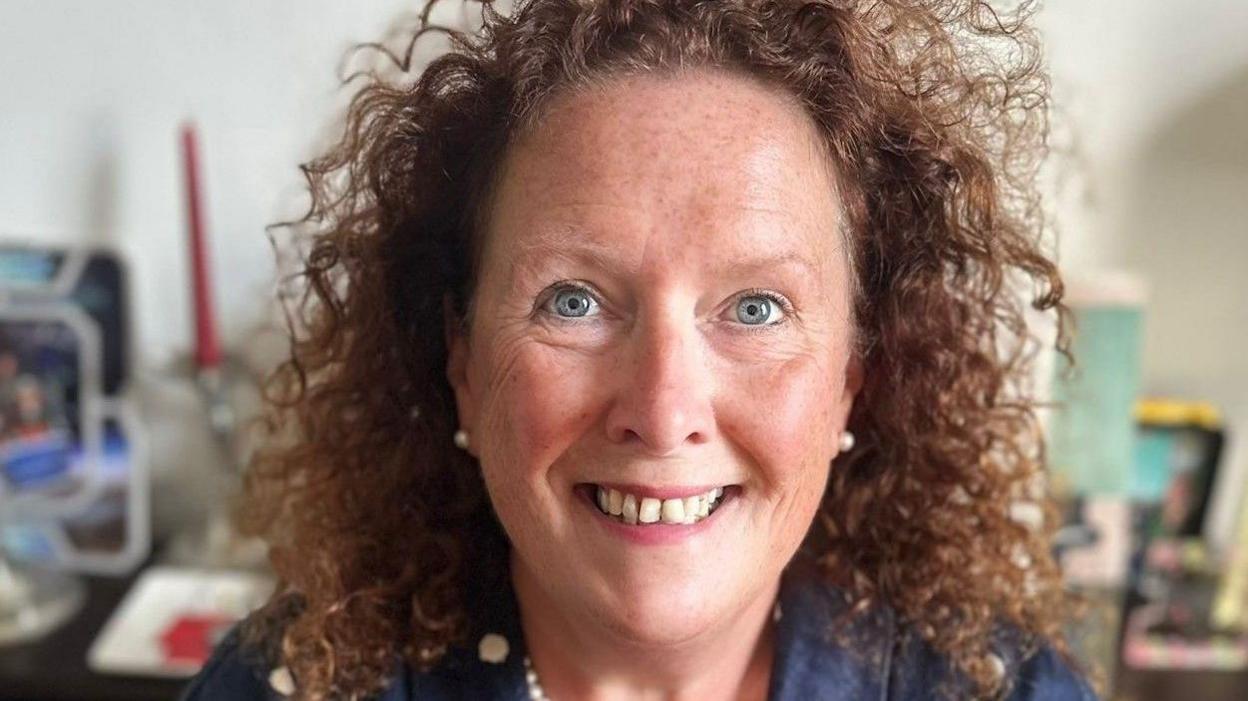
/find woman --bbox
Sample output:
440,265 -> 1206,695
183,0 -> 1096,698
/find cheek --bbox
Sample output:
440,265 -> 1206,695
726,355 -> 842,551
713,351 -> 838,543
477,342 -> 603,481
717,352 -> 841,495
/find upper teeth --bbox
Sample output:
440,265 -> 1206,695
594,486 -> 725,525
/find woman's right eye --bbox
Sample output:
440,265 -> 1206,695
541,284 -> 600,319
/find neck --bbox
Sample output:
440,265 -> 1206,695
510,548 -> 777,701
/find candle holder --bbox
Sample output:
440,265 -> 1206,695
160,352 -> 268,572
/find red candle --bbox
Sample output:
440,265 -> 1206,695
181,123 -> 222,370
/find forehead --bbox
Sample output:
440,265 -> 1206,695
483,69 -> 844,278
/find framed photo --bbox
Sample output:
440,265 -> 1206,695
0,244 -> 147,575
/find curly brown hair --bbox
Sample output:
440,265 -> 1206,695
238,0 -> 1075,698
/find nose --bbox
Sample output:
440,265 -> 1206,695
604,310 -> 715,455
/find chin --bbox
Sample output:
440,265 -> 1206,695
593,576 -> 733,646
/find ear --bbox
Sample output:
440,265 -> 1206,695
444,294 -> 476,439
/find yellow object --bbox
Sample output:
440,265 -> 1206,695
1135,399 -> 1222,430
1212,492 -> 1248,631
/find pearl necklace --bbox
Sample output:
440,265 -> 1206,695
523,655 -> 551,700
520,597 -> 784,700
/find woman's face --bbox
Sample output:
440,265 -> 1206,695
448,69 -> 860,646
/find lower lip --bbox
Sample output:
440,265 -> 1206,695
576,485 -> 739,546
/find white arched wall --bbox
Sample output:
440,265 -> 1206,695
1040,0 -> 1248,271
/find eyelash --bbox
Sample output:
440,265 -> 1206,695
734,287 -> 795,334
534,281 -> 601,325
535,281 -> 795,332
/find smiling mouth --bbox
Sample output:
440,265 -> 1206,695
576,484 -> 738,525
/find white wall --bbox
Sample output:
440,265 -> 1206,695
1039,0 -> 1248,546
1039,0 -> 1248,279
0,0 -> 448,366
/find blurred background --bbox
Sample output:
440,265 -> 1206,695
0,1 -> 1245,699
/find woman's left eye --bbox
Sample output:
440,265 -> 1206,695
731,291 -> 790,326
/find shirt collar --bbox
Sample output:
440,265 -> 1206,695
768,554 -> 894,700
394,553 -> 896,700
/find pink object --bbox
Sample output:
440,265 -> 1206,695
159,614 -> 233,665
181,123 -> 222,370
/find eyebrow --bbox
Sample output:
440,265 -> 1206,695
507,234 -> 619,287
708,250 -> 822,278
508,228 -> 824,282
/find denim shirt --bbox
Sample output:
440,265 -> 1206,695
181,560 -> 1097,700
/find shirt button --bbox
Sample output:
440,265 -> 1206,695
987,652 -> 1006,679
478,632 -> 510,663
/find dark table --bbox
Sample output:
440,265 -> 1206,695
1115,667 -> 1248,701
0,564 -> 188,701
1108,588 -> 1248,700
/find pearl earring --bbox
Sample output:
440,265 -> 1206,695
838,430 -> 855,453
453,429 -> 470,450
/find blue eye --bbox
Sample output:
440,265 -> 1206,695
735,293 -> 786,325
548,286 -> 598,318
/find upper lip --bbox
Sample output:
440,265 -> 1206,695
586,482 -> 731,500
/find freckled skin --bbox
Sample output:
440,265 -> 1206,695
447,68 -> 862,699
